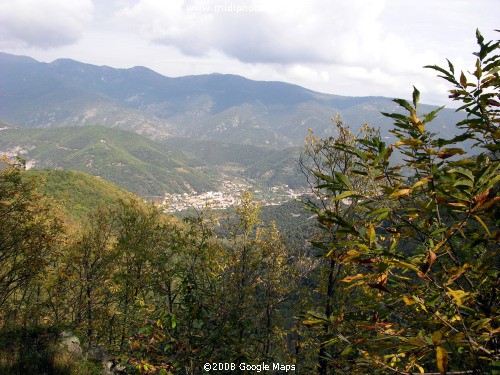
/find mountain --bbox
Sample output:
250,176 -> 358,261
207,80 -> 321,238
0,125 -> 219,196
0,52 -> 466,148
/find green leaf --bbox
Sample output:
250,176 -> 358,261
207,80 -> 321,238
381,112 -> 411,122
335,171 -> 352,189
448,167 -> 474,181
423,106 -> 444,124
424,64 -> 454,79
340,345 -> 354,356
474,58 -> 482,79
460,71 -> 467,87
393,98 -> 414,112
432,330 -> 443,345
332,190 -> 360,202
390,259 -> 421,273
303,318 -> 327,327
434,133 -> 472,147
430,227 -> 448,236
412,86 -> 420,107
446,58 -> 455,74
476,28 -> 484,47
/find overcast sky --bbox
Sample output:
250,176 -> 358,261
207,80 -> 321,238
0,0 -> 498,105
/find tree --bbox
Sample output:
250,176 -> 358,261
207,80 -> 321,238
187,191 -> 306,369
304,30 -> 499,374
0,157 -> 64,326
67,206 -> 117,346
300,120 -> 378,374
123,205 -> 222,373
426,29 -> 499,155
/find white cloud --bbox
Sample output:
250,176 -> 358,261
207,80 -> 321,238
287,65 -> 330,85
115,0 -> 449,86
0,0 -> 94,48
117,0 -> 392,64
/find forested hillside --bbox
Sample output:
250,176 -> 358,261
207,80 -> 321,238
0,125 -> 219,196
0,31 -> 498,375
0,126 -> 310,196
26,169 -> 138,221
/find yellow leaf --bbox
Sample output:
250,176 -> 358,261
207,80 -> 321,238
460,71 -> 467,87
412,177 -> 431,189
425,148 -> 437,155
390,189 -> 412,198
394,138 -> 423,147
436,346 -> 448,374
403,295 -> 416,306
447,202 -> 467,208
326,248 -> 336,258
446,287 -> 470,306
431,330 -> 443,345
474,215 -> 491,237
367,224 -> 376,246
341,273 -> 365,283
341,249 -> 361,262
437,147 -> 466,159
415,363 -> 425,373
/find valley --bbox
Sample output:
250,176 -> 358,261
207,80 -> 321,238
0,27 -> 497,374
0,52 -> 471,212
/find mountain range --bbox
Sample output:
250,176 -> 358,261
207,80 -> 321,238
0,52 -> 469,196
0,52 -> 465,148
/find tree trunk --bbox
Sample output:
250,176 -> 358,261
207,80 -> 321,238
318,258 -> 336,375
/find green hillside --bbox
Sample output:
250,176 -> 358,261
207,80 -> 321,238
26,169 -> 138,221
243,146 -> 306,188
162,137 -> 307,188
162,137 -> 278,166
0,125 -> 218,196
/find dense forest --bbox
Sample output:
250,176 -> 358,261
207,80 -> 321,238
0,31 -> 498,374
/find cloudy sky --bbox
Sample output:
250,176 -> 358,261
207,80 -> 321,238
0,0 -> 498,105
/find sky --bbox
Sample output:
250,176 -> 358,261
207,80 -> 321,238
0,0 -> 498,106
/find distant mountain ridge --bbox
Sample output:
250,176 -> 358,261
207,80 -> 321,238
0,52 -> 465,147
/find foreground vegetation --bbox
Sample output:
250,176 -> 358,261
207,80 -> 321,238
0,31 -> 498,374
